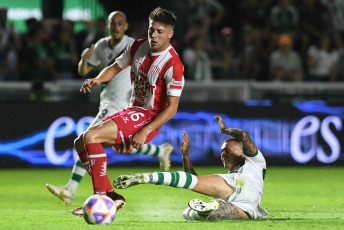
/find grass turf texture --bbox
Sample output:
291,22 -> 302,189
0,166 -> 343,230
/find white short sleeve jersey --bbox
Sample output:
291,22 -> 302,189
238,150 -> 266,192
218,150 -> 268,219
235,150 -> 267,218
116,39 -> 184,113
87,35 -> 135,111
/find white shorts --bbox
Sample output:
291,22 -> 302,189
217,173 -> 267,219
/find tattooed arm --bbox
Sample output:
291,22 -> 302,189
214,116 -> 257,155
207,201 -> 250,220
180,131 -> 198,176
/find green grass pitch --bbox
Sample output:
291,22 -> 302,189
0,166 -> 343,230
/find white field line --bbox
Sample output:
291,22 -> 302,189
0,209 -> 69,213
268,215 -> 344,220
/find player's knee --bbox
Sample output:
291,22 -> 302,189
83,129 -> 102,144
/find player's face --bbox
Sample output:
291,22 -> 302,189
108,13 -> 128,43
221,141 -> 244,171
148,20 -> 174,53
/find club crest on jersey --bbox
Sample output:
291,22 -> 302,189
136,58 -> 142,64
105,50 -> 113,60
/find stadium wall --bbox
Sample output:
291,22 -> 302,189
1,101 -> 344,168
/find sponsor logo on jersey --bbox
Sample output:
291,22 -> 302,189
169,78 -> 183,89
100,161 -> 107,176
139,70 -> 148,80
131,74 -> 156,102
121,116 -> 129,123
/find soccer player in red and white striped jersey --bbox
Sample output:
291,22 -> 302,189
76,7 -> 184,208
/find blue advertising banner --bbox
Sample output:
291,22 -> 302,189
1,101 -> 344,167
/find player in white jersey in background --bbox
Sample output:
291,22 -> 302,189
46,11 -> 173,206
114,115 -> 268,220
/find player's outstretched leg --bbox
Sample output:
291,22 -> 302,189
128,143 -> 173,171
113,171 -> 198,190
46,159 -> 86,205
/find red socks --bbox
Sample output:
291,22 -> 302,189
84,143 -> 114,195
77,150 -> 92,176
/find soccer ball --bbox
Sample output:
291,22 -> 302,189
83,194 -> 117,225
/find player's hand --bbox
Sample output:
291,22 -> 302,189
130,129 -> 148,149
80,78 -> 100,93
214,116 -> 228,134
81,44 -> 94,59
181,131 -> 190,157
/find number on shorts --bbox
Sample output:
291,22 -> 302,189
128,111 -> 144,121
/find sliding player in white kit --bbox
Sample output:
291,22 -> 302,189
46,11 -> 173,207
114,116 -> 268,220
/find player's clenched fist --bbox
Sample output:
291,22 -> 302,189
214,116 -> 228,134
81,44 -> 95,59
80,78 -> 101,93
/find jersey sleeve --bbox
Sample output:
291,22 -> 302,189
164,62 -> 184,97
87,41 -> 101,67
115,41 -> 134,69
249,150 -> 266,170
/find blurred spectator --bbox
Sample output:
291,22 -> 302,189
0,32 -> 9,80
322,0 -> 344,37
298,0 -> 330,58
188,0 -> 225,49
306,33 -> 338,81
82,18 -> 106,50
270,0 -> 299,34
22,22 -> 55,94
212,27 -> 239,80
0,6 -> 21,80
182,18 -> 214,81
236,0 -> 272,31
333,34 -> 344,81
50,21 -> 78,80
269,33 -> 303,81
188,0 -> 224,27
236,26 -> 260,80
74,20 -> 93,56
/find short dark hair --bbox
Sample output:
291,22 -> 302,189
224,138 -> 242,147
148,7 -> 177,28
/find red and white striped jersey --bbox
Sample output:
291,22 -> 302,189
116,39 -> 184,113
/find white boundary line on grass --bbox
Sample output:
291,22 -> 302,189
0,209 -> 68,213
269,216 -> 344,220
